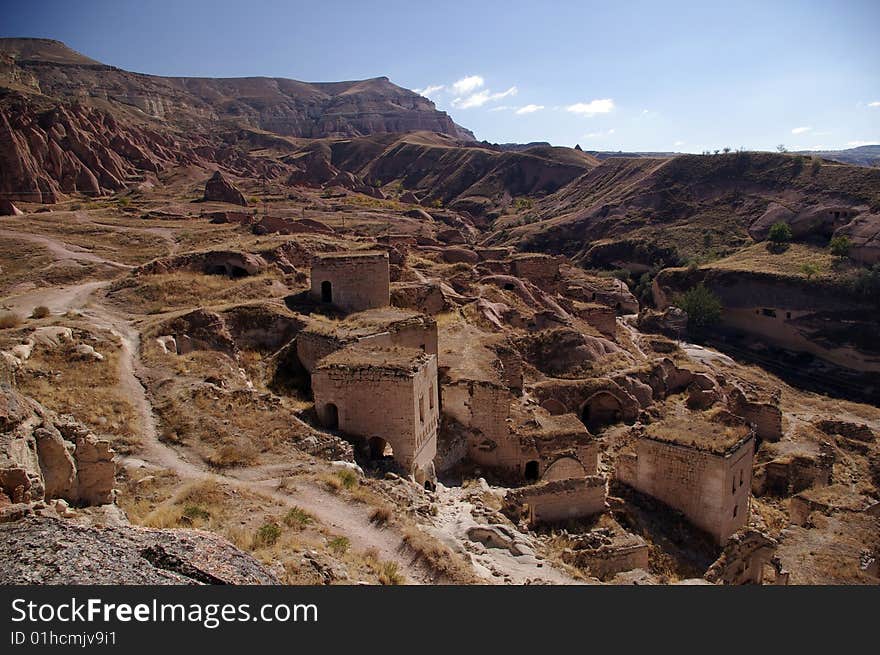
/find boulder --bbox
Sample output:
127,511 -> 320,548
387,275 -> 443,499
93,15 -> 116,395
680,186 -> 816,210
203,171 -> 247,206
34,427 -> 76,499
73,435 -> 115,505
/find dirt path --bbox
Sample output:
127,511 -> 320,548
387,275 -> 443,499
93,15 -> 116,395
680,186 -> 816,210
0,228 -> 133,268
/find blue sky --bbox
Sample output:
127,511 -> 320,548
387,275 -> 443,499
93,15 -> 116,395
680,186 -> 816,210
2,0 -> 878,151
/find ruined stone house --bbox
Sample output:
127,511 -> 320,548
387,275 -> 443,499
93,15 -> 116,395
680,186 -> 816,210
309,251 -> 390,313
312,345 -> 439,487
616,414 -> 755,544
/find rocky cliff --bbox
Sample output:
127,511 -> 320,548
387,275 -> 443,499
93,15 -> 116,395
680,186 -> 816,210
0,38 -> 475,203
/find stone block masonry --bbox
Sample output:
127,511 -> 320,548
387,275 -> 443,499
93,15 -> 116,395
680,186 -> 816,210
312,346 -> 438,486
310,251 -> 390,314
616,428 -> 755,544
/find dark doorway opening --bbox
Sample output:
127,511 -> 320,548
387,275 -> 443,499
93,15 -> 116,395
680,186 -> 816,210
323,403 -> 338,429
580,392 -> 623,432
524,460 -> 540,481
321,280 -> 332,303
368,437 -> 391,459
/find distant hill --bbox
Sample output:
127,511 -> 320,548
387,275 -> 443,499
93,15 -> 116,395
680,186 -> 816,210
795,145 -> 880,168
0,38 -> 475,141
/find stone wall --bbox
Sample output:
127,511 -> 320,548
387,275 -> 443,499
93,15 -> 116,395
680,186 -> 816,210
312,354 -> 438,482
616,434 -> 755,543
504,476 -> 606,526
309,252 -> 390,314
574,302 -> 617,337
512,254 -> 560,291
727,386 -> 783,442
296,315 -> 438,373
561,532 -> 650,580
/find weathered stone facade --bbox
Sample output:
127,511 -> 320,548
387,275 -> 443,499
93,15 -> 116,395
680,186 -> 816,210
309,251 -> 390,313
616,420 -> 755,544
312,346 -> 438,486
296,308 -> 438,373
504,476 -> 606,526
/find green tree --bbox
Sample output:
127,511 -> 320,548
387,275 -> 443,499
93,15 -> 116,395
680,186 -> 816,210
829,235 -> 851,258
850,264 -> 880,304
799,262 -> 820,279
768,222 -> 793,244
675,283 -> 722,331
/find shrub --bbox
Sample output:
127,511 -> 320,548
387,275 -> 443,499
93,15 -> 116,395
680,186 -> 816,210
181,505 -> 211,523
850,264 -> 880,304
378,561 -> 403,585
335,469 -> 359,490
254,522 -> 282,548
810,155 -> 822,174
768,222 -> 793,244
0,313 -> 22,329
369,506 -> 393,526
799,262 -> 820,280
327,536 -> 350,555
283,506 -> 314,529
31,306 -> 51,319
675,283 -> 722,331
829,235 -> 851,258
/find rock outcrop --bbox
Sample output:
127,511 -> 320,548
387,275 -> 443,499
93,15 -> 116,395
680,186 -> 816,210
0,516 -> 279,584
0,199 -> 23,215
1,384 -> 116,507
203,170 -> 247,206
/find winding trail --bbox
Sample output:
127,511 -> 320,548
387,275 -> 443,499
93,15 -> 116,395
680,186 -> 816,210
2,227 -> 438,582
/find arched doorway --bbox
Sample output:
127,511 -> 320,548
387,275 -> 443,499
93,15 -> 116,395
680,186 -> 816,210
323,403 -> 338,429
540,398 -> 567,415
368,437 -> 392,459
580,392 -> 622,432
543,457 -> 587,481
321,280 -> 332,303
524,460 -> 540,481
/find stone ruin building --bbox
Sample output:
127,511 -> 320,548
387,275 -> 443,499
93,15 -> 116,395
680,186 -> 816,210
313,345 -> 438,488
616,412 -> 755,544
309,251 -> 390,313
302,250 -> 439,487
293,247 -> 778,579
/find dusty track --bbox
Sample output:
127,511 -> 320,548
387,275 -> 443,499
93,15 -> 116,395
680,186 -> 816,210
1,230 -> 438,583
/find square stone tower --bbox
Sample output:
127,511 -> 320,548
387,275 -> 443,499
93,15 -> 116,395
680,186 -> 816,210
310,251 -> 390,314
616,417 -> 755,544
312,345 -> 438,487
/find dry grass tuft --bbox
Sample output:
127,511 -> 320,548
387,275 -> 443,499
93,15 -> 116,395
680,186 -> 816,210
401,525 -> 480,583
30,306 -> 51,319
0,313 -> 22,329
369,506 -> 393,526
377,561 -> 403,585
327,536 -> 350,555
283,506 -> 314,529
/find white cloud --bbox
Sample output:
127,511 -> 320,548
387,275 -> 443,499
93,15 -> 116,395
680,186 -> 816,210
515,104 -> 544,115
583,129 -> 616,139
451,75 -> 485,95
566,99 -> 615,116
868,101 -> 880,107
674,140 -> 685,147
791,126 -> 811,135
847,140 -> 879,147
413,84 -> 444,99
452,86 -> 517,109
488,105 -> 512,112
